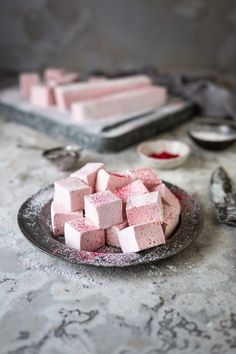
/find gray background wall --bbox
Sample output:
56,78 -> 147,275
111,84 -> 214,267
0,0 -> 236,76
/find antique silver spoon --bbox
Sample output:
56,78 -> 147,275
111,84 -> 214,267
17,143 -> 82,171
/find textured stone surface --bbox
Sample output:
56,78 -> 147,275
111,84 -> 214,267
0,1 -> 236,76
0,117 -> 236,354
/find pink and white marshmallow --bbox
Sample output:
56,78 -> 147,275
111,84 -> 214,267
106,220 -> 128,247
85,190 -> 123,229
118,221 -> 166,253
54,177 -> 92,212
96,169 -> 134,192
113,179 -> 148,202
152,183 -> 181,212
128,168 -> 161,189
51,201 -> 83,236
19,72 -> 40,98
30,84 -> 55,108
65,218 -> 105,251
162,203 -> 180,238
126,191 -> 163,226
71,162 -> 104,191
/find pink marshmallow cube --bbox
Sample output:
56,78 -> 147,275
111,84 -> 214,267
153,183 -> 181,213
96,169 -> 134,192
118,221 -> 166,253
30,84 -> 55,108
19,72 -> 40,97
106,220 -> 128,247
126,191 -> 163,226
54,177 -> 92,212
71,162 -> 104,191
162,203 -> 180,238
65,218 -> 105,251
51,201 -> 83,236
113,179 -> 148,202
85,190 -> 123,229
44,68 -> 79,85
128,168 -> 161,189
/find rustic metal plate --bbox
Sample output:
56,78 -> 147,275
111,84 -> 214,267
17,182 -> 203,267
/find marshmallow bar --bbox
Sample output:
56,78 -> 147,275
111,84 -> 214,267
51,201 -> 83,236
54,177 -> 92,212
30,84 -> 55,108
19,72 -> 40,97
54,75 -> 152,110
85,191 -> 123,229
106,220 -> 128,247
71,162 -> 104,191
44,68 -> 79,85
55,72 -> 80,85
96,169 -> 134,192
44,68 -> 67,82
113,179 -> 148,202
118,221 -> 166,253
126,191 -> 163,226
71,86 -> 167,122
153,183 -> 181,212
65,218 -> 105,251
128,168 -> 161,189
162,204 -> 180,238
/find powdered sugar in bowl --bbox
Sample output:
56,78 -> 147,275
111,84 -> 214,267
188,119 -> 236,151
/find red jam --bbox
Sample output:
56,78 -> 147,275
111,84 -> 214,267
148,151 -> 179,160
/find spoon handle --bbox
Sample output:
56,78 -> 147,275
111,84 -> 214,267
210,166 -> 236,226
17,143 -> 44,150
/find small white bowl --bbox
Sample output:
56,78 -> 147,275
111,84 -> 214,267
137,139 -> 190,169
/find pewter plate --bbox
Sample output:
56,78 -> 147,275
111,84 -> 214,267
17,183 -> 203,267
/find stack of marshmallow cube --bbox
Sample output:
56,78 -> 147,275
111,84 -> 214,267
51,163 -> 181,253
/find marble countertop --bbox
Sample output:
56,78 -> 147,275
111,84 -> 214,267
0,117 -> 236,354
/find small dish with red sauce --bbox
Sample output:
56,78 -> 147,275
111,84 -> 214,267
137,139 -> 190,169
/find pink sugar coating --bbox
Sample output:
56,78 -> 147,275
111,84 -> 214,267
128,168 -> 161,188
55,177 -> 89,191
85,190 -> 121,206
96,169 -> 134,192
126,191 -> 163,225
114,180 -> 148,202
66,218 -> 97,232
65,218 -> 105,251
129,167 -> 157,179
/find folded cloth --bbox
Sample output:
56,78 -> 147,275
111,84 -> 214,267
91,67 -> 236,120
157,75 -> 236,120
